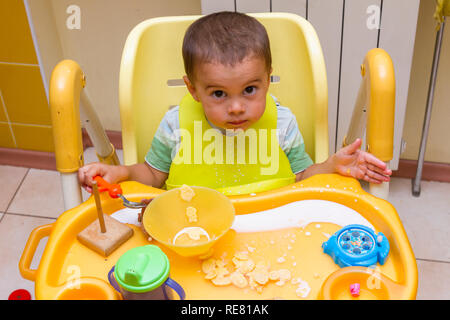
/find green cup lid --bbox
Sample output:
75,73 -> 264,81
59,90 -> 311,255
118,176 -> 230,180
114,245 -> 170,293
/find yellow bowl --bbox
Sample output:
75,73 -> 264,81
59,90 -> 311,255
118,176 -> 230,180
142,186 -> 235,257
318,267 -> 404,300
55,277 -> 120,300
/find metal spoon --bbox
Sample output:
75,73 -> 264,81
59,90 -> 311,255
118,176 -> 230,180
117,194 -> 148,209
93,176 -> 151,209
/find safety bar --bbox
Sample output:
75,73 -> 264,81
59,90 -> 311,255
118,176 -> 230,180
49,60 -> 120,211
343,48 -> 395,200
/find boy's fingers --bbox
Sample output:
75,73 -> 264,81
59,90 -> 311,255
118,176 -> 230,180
357,169 -> 384,184
85,166 -> 106,186
366,163 -> 392,176
78,168 -> 90,192
363,152 -> 391,172
79,163 -> 108,193
140,198 -> 153,205
342,138 -> 362,155
358,163 -> 390,180
366,169 -> 390,182
363,175 -> 383,184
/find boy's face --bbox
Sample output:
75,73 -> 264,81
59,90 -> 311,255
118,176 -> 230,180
183,56 -> 271,131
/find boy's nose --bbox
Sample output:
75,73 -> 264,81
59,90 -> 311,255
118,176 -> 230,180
228,100 -> 245,114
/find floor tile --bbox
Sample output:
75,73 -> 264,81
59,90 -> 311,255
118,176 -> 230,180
388,178 -> 450,262
360,178 -> 449,262
7,148 -> 124,217
0,213 -> 55,300
0,165 -> 28,212
416,259 -> 450,300
7,168 -> 65,218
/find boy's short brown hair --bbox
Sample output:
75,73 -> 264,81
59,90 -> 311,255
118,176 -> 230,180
182,11 -> 272,81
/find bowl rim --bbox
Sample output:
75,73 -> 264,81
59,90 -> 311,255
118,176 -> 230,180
142,186 -> 236,249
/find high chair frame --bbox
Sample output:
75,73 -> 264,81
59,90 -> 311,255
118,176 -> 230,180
23,14 -> 418,300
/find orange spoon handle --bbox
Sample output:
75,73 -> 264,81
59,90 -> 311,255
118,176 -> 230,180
93,176 -> 122,199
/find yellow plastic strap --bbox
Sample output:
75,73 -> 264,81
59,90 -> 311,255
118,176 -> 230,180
96,143 -> 120,165
434,0 -> 450,29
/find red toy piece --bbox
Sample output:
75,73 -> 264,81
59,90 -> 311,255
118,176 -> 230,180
350,283 -> 360,297
8,289 -> 31,300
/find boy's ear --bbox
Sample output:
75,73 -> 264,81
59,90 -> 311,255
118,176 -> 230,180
183,75 -> 200,101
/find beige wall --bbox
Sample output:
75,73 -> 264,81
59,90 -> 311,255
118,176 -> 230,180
26,0 -> 64,97
402,0 -> 450,164
31,0 -> 201,132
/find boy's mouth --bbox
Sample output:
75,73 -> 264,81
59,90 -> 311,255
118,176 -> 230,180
228,120 -> 247,126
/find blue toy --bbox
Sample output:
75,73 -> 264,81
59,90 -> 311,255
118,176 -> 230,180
322,224 -> 389,268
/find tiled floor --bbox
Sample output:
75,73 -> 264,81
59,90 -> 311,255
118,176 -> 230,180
0,148 -> 449,299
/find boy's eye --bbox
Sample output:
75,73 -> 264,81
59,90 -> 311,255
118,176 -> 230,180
244,86 -> 256,95
212,90 -> 225,98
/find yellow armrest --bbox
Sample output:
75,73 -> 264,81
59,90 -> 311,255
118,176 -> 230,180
49,60 -> 85,173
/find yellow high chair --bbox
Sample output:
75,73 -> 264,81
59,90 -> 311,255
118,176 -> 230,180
19,13 -> 417,300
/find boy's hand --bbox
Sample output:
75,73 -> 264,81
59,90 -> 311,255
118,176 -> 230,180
138,198 -> 153,223
332,138 -> 392,184
78,162 -> 127,193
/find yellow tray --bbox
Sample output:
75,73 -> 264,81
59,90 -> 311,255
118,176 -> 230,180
19,174 -> 417,300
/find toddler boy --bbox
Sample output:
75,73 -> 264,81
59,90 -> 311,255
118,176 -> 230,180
79,12 -> 391,194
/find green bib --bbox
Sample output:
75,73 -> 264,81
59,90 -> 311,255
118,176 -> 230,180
166,93 -> 295,195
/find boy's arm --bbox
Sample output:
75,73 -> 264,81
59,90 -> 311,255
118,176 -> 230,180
80,108 -> 176,192
296,138 -> 391,184
79,162 -> 168,192
295,157 -> 335,182
122,162 -> 168,189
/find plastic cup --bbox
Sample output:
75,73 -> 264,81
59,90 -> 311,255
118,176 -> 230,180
108,245 -> 185,300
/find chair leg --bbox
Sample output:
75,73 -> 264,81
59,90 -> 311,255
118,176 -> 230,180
61,172 -> 83,211
412,18 -> 446,197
